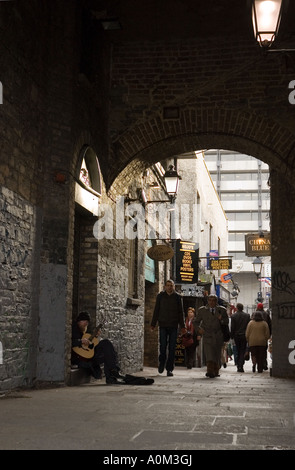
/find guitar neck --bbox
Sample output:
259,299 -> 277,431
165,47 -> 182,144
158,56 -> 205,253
88,323 -> 103,342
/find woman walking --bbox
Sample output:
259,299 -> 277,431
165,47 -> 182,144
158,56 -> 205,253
246,311 -> 270,373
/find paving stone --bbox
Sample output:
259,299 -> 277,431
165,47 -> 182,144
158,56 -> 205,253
0,362 -> 294,451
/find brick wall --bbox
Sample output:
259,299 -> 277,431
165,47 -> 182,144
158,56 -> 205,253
107,38 -> 295,187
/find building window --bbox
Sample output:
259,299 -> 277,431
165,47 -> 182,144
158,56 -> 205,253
80,158 -> 91,188
75,146 -> 102,216
77,146 -> 102,196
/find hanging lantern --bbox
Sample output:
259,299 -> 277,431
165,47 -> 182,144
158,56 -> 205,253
252,0 -> 283,48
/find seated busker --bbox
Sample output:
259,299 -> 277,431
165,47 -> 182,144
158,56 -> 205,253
71,311 -> 154,386
71,311 -> 121,384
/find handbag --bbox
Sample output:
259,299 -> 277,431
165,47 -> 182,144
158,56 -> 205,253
220,323 -> 230,342
181,333 -> 194,348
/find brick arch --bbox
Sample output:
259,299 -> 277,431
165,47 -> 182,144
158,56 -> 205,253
107,107 -> 295,190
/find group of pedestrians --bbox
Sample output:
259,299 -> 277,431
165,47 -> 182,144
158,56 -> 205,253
151,279 -> 271,378
231,302 -> 271,373
71,279 -> 271,384
151,280 -> 229,378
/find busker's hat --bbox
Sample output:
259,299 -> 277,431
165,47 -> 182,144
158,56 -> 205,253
77,311 -> 90,322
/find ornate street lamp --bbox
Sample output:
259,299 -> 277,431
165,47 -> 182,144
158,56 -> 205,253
252,256 -> 264,302
252,256 -> 263,278
163,165 -> 181,202
252,0 -> 283,48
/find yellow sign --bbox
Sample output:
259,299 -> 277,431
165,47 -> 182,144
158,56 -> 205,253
209,258 -> 232,270
175,240 -> 198,284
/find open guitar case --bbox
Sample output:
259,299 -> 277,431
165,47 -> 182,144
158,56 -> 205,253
115,373 -> 154,386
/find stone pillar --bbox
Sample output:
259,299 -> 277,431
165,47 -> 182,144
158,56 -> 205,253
271,170 -> 295,378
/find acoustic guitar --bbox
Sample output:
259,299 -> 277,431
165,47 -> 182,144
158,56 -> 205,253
72,324 -> 103,360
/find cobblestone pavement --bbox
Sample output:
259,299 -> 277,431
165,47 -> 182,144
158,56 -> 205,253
0,359 -> 294,451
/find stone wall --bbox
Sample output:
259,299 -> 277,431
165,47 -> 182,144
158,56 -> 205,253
0,186 -> 39,389
270,172 -> 295,378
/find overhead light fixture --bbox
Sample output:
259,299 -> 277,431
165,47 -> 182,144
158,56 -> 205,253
252,0 -> 283,48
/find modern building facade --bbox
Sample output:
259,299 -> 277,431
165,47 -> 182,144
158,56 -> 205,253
204,149 -> 271,314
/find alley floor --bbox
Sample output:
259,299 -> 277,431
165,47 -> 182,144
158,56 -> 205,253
0,358 -> 294,454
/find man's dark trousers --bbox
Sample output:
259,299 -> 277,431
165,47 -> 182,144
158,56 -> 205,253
159,327 -> 178,372
234,335 -> 248,371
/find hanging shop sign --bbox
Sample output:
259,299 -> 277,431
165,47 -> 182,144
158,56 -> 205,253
220,272 -> 232,284
209,258 -> 232,271
175,240 -> 199,284
147,244 -> 174,261
245,233 -> 271,257
206,250 -> 219,269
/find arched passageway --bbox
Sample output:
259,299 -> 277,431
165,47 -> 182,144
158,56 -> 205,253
109,115 -> 295,378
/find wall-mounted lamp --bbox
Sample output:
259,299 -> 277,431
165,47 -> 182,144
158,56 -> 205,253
164,165 -> 181,201
252,0 -> 283,48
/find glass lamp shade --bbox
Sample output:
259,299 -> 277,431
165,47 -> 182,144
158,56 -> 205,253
252,256 -> 263,276
252,0 -> 283,47
164,165 -> 181,197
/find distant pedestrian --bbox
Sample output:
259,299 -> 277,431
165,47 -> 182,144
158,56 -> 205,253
151,280 -> 185,377
230,303 -> 250,373
193,294 -> 228,378
181,307 -> 200,369
256,303 -> 272,370
246,311 -> 270,373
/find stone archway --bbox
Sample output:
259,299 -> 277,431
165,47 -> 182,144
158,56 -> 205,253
106,107 -> 295,190
107,108 -> 295,379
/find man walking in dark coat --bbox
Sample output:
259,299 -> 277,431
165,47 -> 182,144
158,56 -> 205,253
151,280 -> 185,377
230,303 -> 250,373
193,294 -> 228,378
